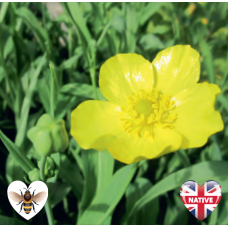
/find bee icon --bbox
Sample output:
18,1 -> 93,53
8,187 -> 47,214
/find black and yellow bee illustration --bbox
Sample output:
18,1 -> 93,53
8,187 -> 47,214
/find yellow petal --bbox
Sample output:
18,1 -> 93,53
173,82 -> 224,148
99,53 -> 154,106
107,125 -> 182,164
152,45 -> 200,96
71,100 -> 122,150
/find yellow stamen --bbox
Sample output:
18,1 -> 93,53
121,89 -> 177,138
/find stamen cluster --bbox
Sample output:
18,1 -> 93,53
121,89 -> 177,138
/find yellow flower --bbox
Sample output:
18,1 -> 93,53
201,18 -> 208,25
71,45 -> 223,164
186,3 -> 196,16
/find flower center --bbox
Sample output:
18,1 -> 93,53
120,89 -> 177,138
135,100 -> 153,117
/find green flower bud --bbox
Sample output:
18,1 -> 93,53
27,113 -> 69,156
38,156 -> 55,179
28,168 -> 40,182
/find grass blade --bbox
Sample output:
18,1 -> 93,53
127,161 -> 228,220
199,38 -> 215,83
0,2 -> 10,23
78,163 -> 138,225
15,55 -> 46,148
16,7 -> 49,52
0,129 -> 35,173
49,62 -> 58,118
139,2 -> 163,25
79,150 -> 114,214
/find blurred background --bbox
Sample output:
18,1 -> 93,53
0,2 -> 228,225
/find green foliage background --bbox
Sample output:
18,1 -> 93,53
0,2 -> 228,225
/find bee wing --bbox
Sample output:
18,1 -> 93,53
32,191 -> 47,202
8,191 -> 23,202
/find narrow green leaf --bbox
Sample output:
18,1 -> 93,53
125,4 -> 138,52
125,178 -> 159,225
97,19 -> 114,48
208,204 -> 218,225
78,163 -> 138,225
128,161 -> 228,220
139,2 -> 163,25
59,51 -> 82,71
55,93 -> 78,120
176,149 -> 190,167
60,83 -> 104,100
15,55 -> 46,148
217,193 -> 228,225
6,154 -> 24,184
169,2 -> 180,42
49,62 -> 58,118
0,2 -> 9,23
62,2 -> 90,64
217,93 -> 228,113
64,3 -> 91,43
199,38 -> 215,83
37,77 -> 50,114
16,7 -> 48,52
79,150 -> 114,213
0,129 -> 35,173
58,154 -> 84,200
49,182 -> 71,208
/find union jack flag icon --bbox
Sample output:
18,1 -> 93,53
180,180 -> 221,221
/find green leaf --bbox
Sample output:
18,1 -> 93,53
208,140 -> 222,161
139,34 -> 164,51
125,177 -> 159,225
164,193 -> 188,225
49,182 -> 71,208
16,7 -> 49,52
6,154 -> 24,184
63,3 -> 91,44
0,2 -> 10,23
49,61 -> 58,118
208,204 -> 218,225
152,25 -> 170,34
217,193 -> 228,225
169,2 -> 180,42
58,154 -> 84,200
125,4 -> 138,52
0,215 -> 26,225
3,36 -> 14,59
37,76 -> 50,114
59,50 -> 83,70
176,149 -> 190,167
97,19 -> 114,48
60,83 -> 105,100
15,55 -> 46,148
78,163 -> 138,225
54,93 -> 78,120
128,161 -> 228,220
199,38 -> 215,83
217,94 -> 228,113
167,154 -> 181,174
63,2 -> 91,64
139,2 -> 163,25
0,129 -> 35,173
79,150 -> 114,213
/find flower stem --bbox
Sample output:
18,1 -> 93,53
44,198 -> 54,225
90,66 -> 98,100
89,44 -> 98,100
40,155 -> 55,225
